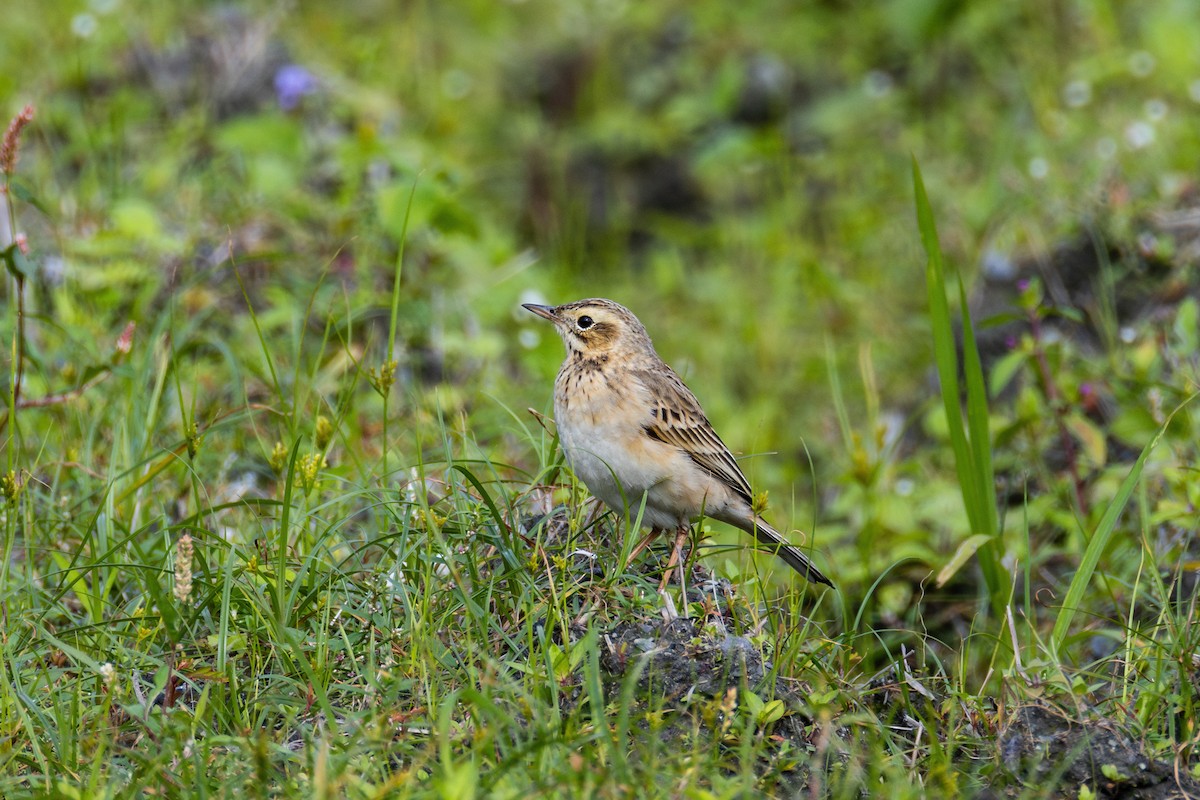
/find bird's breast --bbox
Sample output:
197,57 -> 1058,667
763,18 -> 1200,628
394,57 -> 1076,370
552,364 -> 725,528
554,366 -> 658,504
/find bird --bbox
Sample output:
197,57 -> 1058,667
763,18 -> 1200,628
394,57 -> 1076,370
524,298 -> 833,590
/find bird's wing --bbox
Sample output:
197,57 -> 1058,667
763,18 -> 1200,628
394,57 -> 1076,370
634,365 -> 755,506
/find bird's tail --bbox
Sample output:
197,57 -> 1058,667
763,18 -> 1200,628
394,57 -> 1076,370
747,517 -> 834,588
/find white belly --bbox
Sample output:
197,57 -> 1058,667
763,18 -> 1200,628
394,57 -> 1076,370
554,369 -> 709,531
562,421 -> 661,508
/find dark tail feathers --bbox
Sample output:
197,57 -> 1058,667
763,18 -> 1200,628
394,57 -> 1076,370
746,517 -> 834,588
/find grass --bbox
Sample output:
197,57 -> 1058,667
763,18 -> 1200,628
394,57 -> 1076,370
2,1 -> 1200,796
915,158 -> 1006,620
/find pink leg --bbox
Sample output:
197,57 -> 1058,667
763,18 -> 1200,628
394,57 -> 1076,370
658,525 -> 690,591
625,527 -> 661,569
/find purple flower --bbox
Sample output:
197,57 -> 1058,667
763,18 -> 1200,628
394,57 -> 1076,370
1016,278 -> 1030,292
275,65 -> 317,111
1080,382 -> 1096,399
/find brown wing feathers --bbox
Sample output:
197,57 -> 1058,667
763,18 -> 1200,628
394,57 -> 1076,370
636,365 -> 834,587
637,367 -> 754,503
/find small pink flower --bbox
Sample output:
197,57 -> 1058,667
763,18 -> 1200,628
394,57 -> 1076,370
0,104 -> 35,176
115,321 -> 135,355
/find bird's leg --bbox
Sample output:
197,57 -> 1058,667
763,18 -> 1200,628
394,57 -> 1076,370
625,527 -> 661,570
658,525 -> 691,592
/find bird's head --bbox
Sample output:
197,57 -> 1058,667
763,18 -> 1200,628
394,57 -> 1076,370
522,298 -> 650,359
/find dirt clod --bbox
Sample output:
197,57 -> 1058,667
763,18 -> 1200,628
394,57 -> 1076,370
997,705 -> 1196,799
600,618 -> 768,700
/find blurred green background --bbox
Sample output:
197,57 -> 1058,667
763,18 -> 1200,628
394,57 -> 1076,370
6,0 -> 1196,573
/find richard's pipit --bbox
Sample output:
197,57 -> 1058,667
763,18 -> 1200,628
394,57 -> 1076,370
525,298 -> 833,589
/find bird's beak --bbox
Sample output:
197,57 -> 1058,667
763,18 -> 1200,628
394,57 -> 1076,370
522,303 -> 558,322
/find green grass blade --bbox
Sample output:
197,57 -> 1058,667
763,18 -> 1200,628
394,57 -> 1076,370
276,438 -> 302,627
957,277 -> 999,537
451,463 -> 522,573
1051,391 -> 1198,652
914,163 -> 982,528
913,158 -> 1004,615
956,274 -> 1004,598
232,265 -> 283,406
386,178 -> 419,365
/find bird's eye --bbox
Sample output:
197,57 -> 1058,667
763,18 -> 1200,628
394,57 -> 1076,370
577,315 -> 594,330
